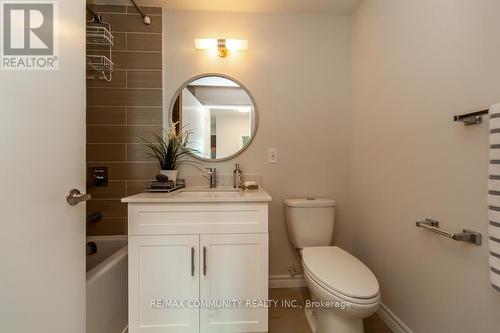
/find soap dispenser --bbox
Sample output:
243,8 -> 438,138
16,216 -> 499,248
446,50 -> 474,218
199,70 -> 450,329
233,164 -> 242,188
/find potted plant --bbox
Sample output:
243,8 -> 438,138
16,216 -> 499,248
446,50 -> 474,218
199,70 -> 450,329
142,122 -> 198,184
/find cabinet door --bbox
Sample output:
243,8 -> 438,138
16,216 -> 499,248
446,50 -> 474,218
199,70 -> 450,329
129,235 -> 200,333
200,234 -> 268,333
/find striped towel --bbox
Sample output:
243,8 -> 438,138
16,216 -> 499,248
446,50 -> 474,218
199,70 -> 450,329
488,103 -> 500,292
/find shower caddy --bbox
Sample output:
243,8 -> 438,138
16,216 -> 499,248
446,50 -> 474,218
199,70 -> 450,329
86,8 -> 114,82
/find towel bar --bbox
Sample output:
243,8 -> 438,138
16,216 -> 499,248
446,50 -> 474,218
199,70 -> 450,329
453,109 -> 489,125
416,219 -> 482,245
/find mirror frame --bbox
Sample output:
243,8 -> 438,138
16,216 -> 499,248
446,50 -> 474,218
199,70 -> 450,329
169,73 -> 259,162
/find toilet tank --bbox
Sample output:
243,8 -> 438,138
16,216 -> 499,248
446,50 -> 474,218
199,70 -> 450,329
284,198 -> 336,249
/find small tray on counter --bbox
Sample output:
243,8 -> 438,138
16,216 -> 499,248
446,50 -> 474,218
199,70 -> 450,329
144,184 -> 185,193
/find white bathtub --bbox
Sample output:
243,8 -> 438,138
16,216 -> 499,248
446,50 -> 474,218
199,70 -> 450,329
86,236 -> 128,333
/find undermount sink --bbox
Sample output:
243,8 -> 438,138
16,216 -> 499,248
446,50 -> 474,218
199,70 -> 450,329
174,189 -> 241,198
181,187 -> 239,193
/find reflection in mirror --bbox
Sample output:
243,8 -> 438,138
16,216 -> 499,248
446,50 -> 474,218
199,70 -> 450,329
171,75 -> 256,161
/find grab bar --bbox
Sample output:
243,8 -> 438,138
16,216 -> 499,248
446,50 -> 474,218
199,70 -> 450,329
416,219 -> 482,245
453,109 -> 489,125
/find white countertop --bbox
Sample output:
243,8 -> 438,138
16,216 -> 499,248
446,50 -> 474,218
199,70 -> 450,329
121,186 -> 272,203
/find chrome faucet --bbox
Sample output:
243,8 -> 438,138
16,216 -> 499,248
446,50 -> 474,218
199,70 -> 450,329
206,168 -> 217,188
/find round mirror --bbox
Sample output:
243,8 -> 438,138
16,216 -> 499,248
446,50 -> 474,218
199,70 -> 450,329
170,74 -> 257,161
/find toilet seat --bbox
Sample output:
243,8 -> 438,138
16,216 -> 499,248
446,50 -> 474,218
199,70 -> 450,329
302,246 -> 380,305
303,266 -> 380,306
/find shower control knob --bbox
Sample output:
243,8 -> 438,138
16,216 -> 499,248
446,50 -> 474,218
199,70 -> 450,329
66,189 -> 92,206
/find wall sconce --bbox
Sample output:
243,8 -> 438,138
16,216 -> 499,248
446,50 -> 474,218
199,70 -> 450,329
194,38 -> 248,57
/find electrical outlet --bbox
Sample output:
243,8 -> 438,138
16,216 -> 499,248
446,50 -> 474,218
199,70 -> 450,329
268,148 -> 278,163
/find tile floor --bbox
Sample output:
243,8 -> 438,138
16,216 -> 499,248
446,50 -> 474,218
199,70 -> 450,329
269,288 -> 391,333
124,287 -> 391,333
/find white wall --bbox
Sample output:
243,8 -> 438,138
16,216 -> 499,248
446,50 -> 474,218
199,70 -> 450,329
182,89 -> 211,157
165,10 -> 353,276
214,112 -> 250,158
350,0 -> 500,331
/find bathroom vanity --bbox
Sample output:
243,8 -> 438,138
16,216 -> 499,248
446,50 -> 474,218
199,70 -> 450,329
122,188 -> 272,333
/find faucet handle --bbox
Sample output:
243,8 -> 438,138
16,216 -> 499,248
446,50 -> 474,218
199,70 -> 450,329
206,167 -> 217,188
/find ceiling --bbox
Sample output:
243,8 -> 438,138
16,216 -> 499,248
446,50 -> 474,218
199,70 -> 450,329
93,0 -> 362,15
164,0 -> 362,15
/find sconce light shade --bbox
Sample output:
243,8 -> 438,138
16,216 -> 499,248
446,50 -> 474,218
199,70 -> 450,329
194,38 -> 218,50
195,38 -> 248,57
226,39 -> 248,51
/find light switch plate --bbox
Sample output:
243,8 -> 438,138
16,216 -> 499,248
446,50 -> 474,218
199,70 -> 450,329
268,148 -> 278,163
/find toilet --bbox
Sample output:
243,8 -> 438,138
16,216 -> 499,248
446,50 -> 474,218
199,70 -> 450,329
284,198 -> 380,333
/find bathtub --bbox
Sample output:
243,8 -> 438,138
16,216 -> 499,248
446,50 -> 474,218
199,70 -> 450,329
86,236 -> 128,333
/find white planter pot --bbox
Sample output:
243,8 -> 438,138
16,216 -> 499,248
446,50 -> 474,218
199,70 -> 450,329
160,170 -> 178,185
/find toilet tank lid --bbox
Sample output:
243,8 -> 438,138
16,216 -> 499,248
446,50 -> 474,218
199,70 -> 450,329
284,198 -> 336,207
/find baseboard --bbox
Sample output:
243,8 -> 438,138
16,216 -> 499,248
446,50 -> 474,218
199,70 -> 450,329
377,302 -> 413,333
269,276 -> 412,332
269,274 -> 306,288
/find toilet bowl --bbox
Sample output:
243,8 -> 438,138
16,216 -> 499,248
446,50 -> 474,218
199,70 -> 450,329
302,246 -> 380,333
284,198 -> 380,333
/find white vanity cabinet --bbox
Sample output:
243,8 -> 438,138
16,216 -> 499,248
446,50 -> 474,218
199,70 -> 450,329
129,235 -> 200,333
200,233 -> 268,333
123,192 -> 271,333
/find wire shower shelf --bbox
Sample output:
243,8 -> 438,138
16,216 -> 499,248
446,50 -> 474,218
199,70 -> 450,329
86,25 -> 114,46
86,55 -> 114,81
86,20 -> 114,82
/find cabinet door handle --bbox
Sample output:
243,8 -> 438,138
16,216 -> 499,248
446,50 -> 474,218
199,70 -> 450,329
203,246 -> 207,276
191,247 -> 195,276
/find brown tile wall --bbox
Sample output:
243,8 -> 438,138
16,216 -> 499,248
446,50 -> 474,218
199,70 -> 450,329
86,5 -> 163,236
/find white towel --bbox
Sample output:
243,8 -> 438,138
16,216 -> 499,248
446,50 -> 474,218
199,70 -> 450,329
488,103 -> 500,292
